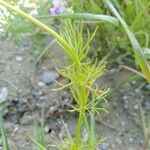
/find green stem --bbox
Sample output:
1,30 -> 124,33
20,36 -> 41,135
74,86 -> 89,147
0,0 -> 80,68
75,111 -> 85,148
90,96 -> 96,150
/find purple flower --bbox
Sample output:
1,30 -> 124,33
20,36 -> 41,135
50,0 -> 67,15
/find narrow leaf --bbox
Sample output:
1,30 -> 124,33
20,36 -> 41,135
39,13 -> 119,26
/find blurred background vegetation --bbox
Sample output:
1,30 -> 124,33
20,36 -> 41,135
1,0 -> 150,70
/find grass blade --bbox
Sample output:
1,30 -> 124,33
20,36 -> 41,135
38,13 -> 119,26
0,113 -> 9,150
35,38 -> 56,64
28,135 -> 46,150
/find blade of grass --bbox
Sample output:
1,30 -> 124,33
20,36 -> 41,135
35,38 -> 56,64
38,13 -> 119,26
120,65 -> 146,79
0,113 -> 9,150
28,135 -> 46,150
32,109 -> 46,150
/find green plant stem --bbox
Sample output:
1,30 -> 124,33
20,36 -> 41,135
75,111 -> 85,148
74,86 -> 89,147
0,112 -> 9,150
0,0 -> 80,68
90,98 -> 95,149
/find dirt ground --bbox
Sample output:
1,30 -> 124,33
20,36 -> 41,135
0,40 -> 149,150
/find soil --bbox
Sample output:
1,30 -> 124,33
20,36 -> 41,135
0,40 -> 149,150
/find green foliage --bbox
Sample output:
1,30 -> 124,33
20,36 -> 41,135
0,0 -> 51,61
69,0 -> 150,83
37,0 -> 51,16
32,110 -> 46,150
104,0 -> 150,82
28,136 -> 46,150
0,1 -> 110,149
55,20 -> 108,149
70,0 -> 150,47
1,15 -> 33,45
0,0 -> 149,150
0,98 -> 9,150
112,0 -> 150,43
0,113 -> 9,150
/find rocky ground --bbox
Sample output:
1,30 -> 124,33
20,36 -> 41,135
0,40 -> 150,150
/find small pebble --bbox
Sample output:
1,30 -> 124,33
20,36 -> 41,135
50,106 -> 56,112
40,70 -> 59,86
37,81 -> 45,87
101,143 -> 110,150
110,68 -> 116,74
135,88 -> 140,93
132,81 -> 136,84
121,121 -> 125,126
15,56 -> 23,62
44,125 -> 50,133
122,95 -> 128,100
134,104 -> 139,110
129,137 -> 134,144
145,84 -> 150,90
0,87 -> 8,103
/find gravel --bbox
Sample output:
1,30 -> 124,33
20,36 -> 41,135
100,143 -> 110,150
15,56 -> 23,62
145,84 -> 150,90
40,70 -> 59,86
0,87 -> 8,103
